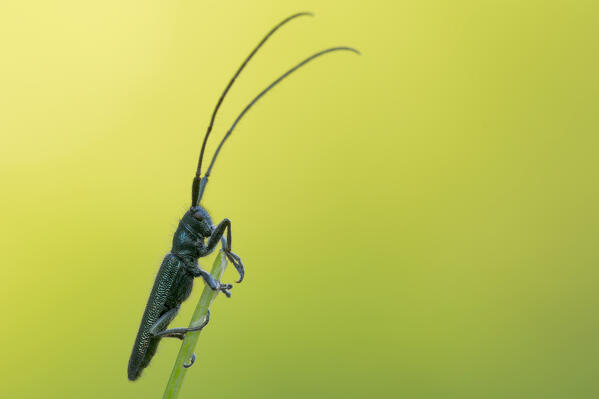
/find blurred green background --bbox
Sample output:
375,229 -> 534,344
1,1 -> 598,398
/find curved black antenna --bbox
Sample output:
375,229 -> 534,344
194,46 -> 360,202
192,12 -> 314,207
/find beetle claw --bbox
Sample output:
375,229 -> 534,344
220,285 -> 233,298
183,353 -> 196,368
224,250 -> 245,283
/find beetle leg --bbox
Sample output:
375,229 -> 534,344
204,218 -> 245,283
152,310 -> 211,339
223,250 -> 244,283
149,307 -> 184,340
183,353 -> 196,368
188,264 -> 233,297
203,218 -> 229,254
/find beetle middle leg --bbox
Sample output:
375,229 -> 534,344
187,263 -> 233,297
150,309 -> 211,340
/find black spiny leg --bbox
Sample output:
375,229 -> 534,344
150,310 -> 211,339
149,307 -> 183,339
149,310 -> 211,369
203,218 -> 245,283
188,263 -> 233,297
183,353 -> 196,368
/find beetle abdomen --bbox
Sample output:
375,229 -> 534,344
128,253 -> 186,381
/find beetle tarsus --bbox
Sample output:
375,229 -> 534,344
193,265 -> 233,297
219,283 -> 233,298
224,250 -> 245,283
183,353 -> 196,368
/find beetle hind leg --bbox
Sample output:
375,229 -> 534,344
149,307 -> 182,339
183,353 -> 196,368
149,310 -> 211,369
151,310 -> 211,340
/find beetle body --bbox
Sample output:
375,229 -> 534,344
128,207 -> 220,381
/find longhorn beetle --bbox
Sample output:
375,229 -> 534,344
127,12 -> 359,381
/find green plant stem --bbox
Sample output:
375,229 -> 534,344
162,250 -> 228,399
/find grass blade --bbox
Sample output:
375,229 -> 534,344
162,250 -> 228,399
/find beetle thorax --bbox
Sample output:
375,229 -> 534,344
171,206 -> 213,259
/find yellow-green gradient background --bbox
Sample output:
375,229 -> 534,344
1,1 -> 598,398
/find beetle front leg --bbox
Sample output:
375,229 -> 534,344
202,218 -> 245,283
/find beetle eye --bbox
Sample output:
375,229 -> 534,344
192,211 -> 204,221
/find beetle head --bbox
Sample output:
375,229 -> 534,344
183,206 -> 213,238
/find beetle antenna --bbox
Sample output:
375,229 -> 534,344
199,47 -> 360,195
192,12 -> 314,207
